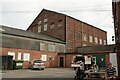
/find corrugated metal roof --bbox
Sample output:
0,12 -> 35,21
77,44 -> 116,53
0,25 -> 65,44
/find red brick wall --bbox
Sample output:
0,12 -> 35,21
59,53 -> 110,68
28,9 -> 66,41
65,54 -> 79,68
1,47 -> 59,68
27,9 -> 107,53
66,16 -> 107,52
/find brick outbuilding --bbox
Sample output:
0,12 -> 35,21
0,25 -> 65,68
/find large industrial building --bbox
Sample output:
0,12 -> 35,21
27,9 -> 107,53
1,9 -> 113,69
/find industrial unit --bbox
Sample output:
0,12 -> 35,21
1,9 -> 112,69
27,9 -> 107,53
0,25 -> 65,68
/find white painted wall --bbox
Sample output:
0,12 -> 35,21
110,53 -> 118,76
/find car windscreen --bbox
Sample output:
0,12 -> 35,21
34,60 -> 43,63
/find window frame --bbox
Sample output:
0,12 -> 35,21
43,24 -> 47,31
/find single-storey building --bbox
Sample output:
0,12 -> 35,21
0,25 -> 65,68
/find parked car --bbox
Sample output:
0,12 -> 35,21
29,59 -> 45,70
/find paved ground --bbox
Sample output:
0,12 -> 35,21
1,68 -> 75,78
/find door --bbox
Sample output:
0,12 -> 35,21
93,54 -> 106,67
59,57 -> 64,67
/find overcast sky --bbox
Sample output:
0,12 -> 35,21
0,0 -> 115,44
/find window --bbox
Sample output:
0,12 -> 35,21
58,19 -> 63,27
68,40 -> 73,49
83,43 -> 87,46
41,54 -> 47,61
43,24 -> 47,31
44,43 -> 48,51
89,35 -> 93,42
38,26 -> 41,33
44,18 -> 48,22
48,44 -> 56,52
40,42 -> 45,51
68,30 -> 73,40
38,21 -> 41,25
83,33 -> 87,41
95,37 -> 98,44
57,44 -> 65,52
50,22 -> 55,29
8,52 -> 15,60
23,53 -> 30,61
104,40 -> 107,45
85,56 -> 91,64
18,52 -> 22,60
75,32 -> 80,40
99,39 -> 102,44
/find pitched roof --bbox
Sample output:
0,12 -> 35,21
27,9 -> 106,33
0,25 -> 65,44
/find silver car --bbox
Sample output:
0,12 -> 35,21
29,59 -> 45,70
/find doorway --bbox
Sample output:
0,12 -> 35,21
59,57 -> 64,67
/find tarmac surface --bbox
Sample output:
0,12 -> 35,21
1,68 -> 75,80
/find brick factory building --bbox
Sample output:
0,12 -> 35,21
1,9 -> 111,69
27,9 -> 107,53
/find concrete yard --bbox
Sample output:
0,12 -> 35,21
1,68 -> 75,78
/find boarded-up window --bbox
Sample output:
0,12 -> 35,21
8,52 -> 15,60
18,52 -> 22,60
41,54 -> 47,61
23,53 -> 30,61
